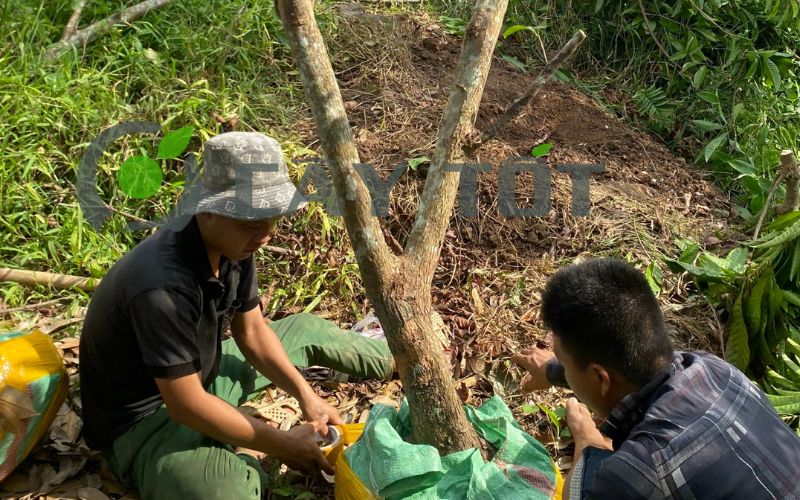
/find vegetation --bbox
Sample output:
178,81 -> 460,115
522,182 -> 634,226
1,0 -> 363,321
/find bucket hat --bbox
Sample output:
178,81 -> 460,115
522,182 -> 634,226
188,132 -> 307,220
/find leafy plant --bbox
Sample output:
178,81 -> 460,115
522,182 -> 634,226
117,126 -> 194,199
670,211 -> 800,429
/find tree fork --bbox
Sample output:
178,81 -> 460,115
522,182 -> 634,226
276,0 -> 508,454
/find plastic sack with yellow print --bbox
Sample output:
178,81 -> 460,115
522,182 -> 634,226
333,395 -> 563,500
0,330 -> 68,480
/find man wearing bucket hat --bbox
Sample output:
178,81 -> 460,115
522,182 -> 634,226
79,132 -> 394,499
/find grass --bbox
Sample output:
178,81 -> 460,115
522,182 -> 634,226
0,0 -> 365,322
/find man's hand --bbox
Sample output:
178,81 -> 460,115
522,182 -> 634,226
269,422 -> 335,475
565,397 -> 612,459
511,348 -> 555,392
299,392 -> 344,433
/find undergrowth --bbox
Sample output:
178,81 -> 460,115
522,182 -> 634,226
0,0 -> 363,321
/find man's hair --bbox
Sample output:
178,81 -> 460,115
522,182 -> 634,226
541,258 -> 673,386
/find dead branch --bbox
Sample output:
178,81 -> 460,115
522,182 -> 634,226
61,0 -> 87,41
0,298 -> 66,316
466,30 -> 586,153
0,268 -> 100,291
45,0 -> 172,61
777,150 -> 800,215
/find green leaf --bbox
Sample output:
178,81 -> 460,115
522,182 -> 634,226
501,54 -> 526,71
407,156 -> 430,171
727,158 -> 755,175
118,155 -> 163,199
645,261 -> 663,295
594,0 -> 605,13
767,393 -> 800,414
697,90 -> 720,106
502,25 -> 533,38
762,55 -> 782,91
725,247 -> 748,274
704,132 -> 728,162
521,403 -> 538,415
746,272 -> 768,335
691,119 -> 723,132
765,211 -> 800,232
537,403 -> 561,434
753,219 -> 800,248
731,103 -> 745,122
157,126 -> 194,160
692,66 -> 707,88
531,143 -> 553,157
725,292 -> 750,371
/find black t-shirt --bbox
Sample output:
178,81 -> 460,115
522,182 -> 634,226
79,217 -> 260,450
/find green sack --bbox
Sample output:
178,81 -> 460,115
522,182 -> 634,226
344,395 -> 560,499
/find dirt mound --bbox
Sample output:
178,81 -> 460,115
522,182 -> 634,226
307,11 -> 732,362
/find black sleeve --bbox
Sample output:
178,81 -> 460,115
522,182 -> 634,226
545,358 -> 570,388
129,287 -> 203,379
236,255 -> 260,313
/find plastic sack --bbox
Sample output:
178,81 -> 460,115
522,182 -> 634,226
0,330 -> 68,480
335,396 -> 563,500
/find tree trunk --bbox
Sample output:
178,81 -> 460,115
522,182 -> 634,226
276,0 -> 508,453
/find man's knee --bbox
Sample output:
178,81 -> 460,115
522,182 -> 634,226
144,446 -> 262,500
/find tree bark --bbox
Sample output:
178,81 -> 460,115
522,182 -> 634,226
61,0 -> 87,41
276,0 -> 508,453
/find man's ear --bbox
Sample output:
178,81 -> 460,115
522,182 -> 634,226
589,363 -> 612,397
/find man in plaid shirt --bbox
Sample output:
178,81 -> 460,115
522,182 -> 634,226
514,258 -> 800,499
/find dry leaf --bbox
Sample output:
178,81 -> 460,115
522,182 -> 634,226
84,473 -> 102,489
56,338 -> 80,350
50,404 -> 82,444
471,287 -> 486,316
77,486 -> 109,500
0,386 -> 38,433
39,457 -> 87,494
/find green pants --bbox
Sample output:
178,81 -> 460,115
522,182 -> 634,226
106,313 -> 393,500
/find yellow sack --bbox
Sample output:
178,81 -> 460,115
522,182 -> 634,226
332,423 -> 378,500
0,330 -> 68,480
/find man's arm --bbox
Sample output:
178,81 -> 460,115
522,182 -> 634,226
155,372 -> 333,474
230,307 -> 344,427
563,398 -> 615,499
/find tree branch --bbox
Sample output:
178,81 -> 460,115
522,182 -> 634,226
61,0 -> 88,42
403,0 -> 509,278
465,30 -> 586,153
0,268 -> 100,291
275,0 -> 396,292
45,0 -> 172,61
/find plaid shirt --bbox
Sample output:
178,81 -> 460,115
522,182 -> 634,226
567,352 -> 800,499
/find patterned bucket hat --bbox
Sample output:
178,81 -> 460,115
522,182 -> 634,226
188,132 -> 307,220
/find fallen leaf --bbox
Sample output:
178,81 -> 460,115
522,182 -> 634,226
77,486 -> 109,500
39,456 -> 87,494
0,386 -> 39,434
56,338 -> 80,350
84,472 -> 102,489
50,404 -> 82,444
